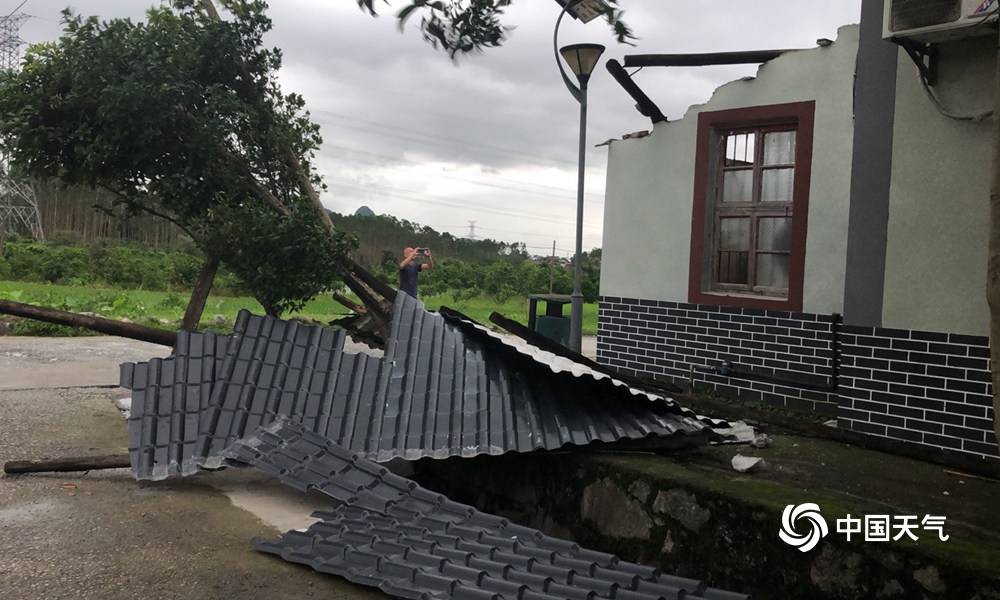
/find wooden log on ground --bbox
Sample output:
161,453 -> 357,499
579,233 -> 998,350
0,299 -> 177,347
4,454 -> 131,474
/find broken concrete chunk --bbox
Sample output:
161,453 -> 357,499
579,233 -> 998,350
731,454 -> 767,473
113,396 -> 131,419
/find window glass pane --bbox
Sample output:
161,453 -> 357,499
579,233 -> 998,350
763,131 -> 796,165
718,251 -> 749,285
761,168 -> 794,203
756,254 -> 790,289
722,170 -> 753,203
717,218 -> 750,284
719,218 -> 750,250
725,132 -> 756,167
758,217 -> 792,252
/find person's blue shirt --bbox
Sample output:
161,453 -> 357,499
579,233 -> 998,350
399,263 -> 421,298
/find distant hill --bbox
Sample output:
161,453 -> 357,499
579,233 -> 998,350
329,211 -> 527,269
354,206 -> 376,217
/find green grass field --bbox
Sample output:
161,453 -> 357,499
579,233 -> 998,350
0,280 -> 598,336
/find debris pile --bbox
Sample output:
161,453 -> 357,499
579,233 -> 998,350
121,294 -> 727,481
15,293 -> 753,599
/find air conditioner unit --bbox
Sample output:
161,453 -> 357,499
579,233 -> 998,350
884,0 -> 998,42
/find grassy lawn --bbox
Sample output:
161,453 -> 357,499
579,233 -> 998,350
0,280 -> 598,336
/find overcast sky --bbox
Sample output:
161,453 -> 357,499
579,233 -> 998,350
8,0 -> 861,256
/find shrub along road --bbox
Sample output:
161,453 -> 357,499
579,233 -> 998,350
0,280 -> 599,336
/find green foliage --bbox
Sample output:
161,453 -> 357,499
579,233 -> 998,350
377,249 -> 599,303
332,211 -> 528,268
0,0 -> 350,316
38,246 -> 89,283
494,283 -> 516,304
157,293 -> 187,310
9,319 -> 92,337
208,205 -> 354,315
357,0 -> 635,57
0,279 -> 601,336
0,239 -> 248,293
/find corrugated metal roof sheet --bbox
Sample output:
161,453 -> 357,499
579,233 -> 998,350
121,294 -> 716,480
121,330 -> 229,480
231,420 -> 751,600
436,308 -> 727,427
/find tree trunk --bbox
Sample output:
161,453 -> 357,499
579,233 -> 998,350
254,293 -> 281,318
0,299 -> 177,347
181,255 -> 220,331
989,25 -> 1000,454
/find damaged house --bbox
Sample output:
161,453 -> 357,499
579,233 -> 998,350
597,0 -> 998,461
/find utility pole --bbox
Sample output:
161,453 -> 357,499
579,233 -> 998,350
549,240 -> 556,293
0,10 -> 44,246
988,22 -> 1000,453
466,220 -> 478,240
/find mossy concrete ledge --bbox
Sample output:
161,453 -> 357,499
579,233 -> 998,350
411,436 -> 1000,600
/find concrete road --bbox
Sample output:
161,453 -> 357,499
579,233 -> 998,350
0,337 -> 381,600
0,337 -> 170,390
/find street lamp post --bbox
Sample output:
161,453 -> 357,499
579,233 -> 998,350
554,7 -> 604,353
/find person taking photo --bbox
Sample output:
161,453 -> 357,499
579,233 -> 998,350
399,246 -> 433,298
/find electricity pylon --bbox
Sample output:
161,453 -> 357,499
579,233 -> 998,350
0,11 -> 44,243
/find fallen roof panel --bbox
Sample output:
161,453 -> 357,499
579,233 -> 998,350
122,294 -> 717,480
229,420 -> 751,600
121,330 -> 230,480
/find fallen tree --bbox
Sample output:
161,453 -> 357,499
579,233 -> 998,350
0,1 -> 393,339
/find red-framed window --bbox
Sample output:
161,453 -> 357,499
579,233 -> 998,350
688,101 -> 815,311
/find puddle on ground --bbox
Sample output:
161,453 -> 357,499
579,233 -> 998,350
206,471 -> 330,532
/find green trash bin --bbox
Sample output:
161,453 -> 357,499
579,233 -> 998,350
535,315 -> 570,346
528,294 -> 573,347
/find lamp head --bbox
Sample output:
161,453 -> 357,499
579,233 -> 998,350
559,43 -> 606,82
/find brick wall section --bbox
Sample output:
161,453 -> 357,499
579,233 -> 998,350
838,326 -> 998,458
596,296 -> 839,414
596,296 -> 999,460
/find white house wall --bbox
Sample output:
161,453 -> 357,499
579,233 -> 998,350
881,36 -> 995,336
600,25 -> 859,315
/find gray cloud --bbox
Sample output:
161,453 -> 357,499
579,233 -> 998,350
6,0 -> 862,253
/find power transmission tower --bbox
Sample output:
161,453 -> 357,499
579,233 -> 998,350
466,220 -> 478,240
0,10 -> 43,244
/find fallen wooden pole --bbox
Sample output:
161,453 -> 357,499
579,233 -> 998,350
331,292 -> 366,315
0,299 -> 177,347
4,454 -> 131,474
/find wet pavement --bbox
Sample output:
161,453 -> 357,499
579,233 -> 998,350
0,337 -> 381,600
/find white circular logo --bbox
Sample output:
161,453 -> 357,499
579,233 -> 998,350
779,503 -> 829,553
